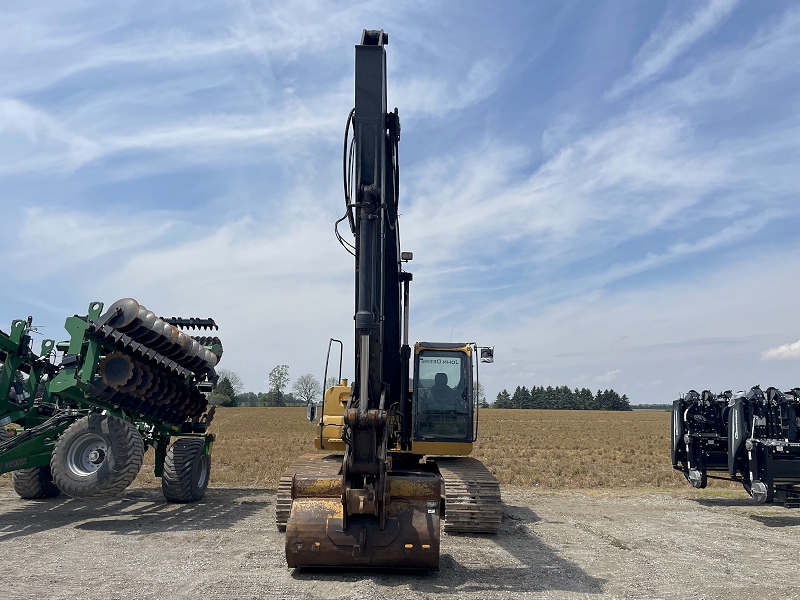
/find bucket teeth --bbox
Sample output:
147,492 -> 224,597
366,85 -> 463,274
285,474 -> 441,570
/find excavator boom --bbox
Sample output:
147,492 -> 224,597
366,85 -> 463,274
284,29 -> 442,570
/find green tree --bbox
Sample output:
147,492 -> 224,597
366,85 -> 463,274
258,365 -> 290,407
216,369 -> 244,397
495,389 -> 513,408
293,374 -> 323,404
576,387 -> 595,410
594,389 -> 632,411
530,386 -> 545,409
212,376 -> 236,406
262,390 -> 286,407
512,386 -> 530,409
235,391 -> 259,407
268,364 -> 290,394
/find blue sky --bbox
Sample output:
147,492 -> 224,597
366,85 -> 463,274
1,1 -> 799,403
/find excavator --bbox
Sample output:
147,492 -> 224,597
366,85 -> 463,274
279,29 -> 501,570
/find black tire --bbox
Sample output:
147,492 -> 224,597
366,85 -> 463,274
162,437 -> 210,503
0,430 -> 58,500
50,414 -> 144,499
12,467 -> 61,499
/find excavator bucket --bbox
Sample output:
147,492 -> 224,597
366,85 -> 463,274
285,473 -> 441,569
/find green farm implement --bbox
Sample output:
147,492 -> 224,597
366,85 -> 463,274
1,298 -> 222,502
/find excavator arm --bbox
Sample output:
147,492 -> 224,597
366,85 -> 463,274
284,29 -> 441,570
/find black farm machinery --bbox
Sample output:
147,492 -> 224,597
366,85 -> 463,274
672,385 -> 800,506
1,298 -> 222,502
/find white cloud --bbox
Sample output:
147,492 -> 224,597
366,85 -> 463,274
0,99 -> 103,174
594,369 -> 621,383
662,7 -> 800,106
402,8 -> 800,309
762,341 -> 800,360
5,207 -> 178,280
392,58 -> 505,117
607,0 -> 740,99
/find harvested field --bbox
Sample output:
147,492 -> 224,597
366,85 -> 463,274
2,408 -> 735,491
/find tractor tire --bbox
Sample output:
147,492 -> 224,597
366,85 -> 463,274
0,429 -> 59,500
162,437 -> 210,503
50,414 -> 144,499
12,467 -> 61,499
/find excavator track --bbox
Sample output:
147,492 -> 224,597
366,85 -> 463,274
435,457 -> 502,533
276,453 -> 342,530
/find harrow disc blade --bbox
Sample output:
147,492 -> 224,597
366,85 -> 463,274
99,353 -> 135,388
103,298 -> 140,330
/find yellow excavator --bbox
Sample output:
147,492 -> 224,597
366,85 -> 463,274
278,29 -> 500,570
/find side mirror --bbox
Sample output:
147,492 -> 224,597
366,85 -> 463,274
307,402 -> 318,422
480,347 -> 494,363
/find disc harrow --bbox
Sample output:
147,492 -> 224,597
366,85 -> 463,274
1,298 -> 222,502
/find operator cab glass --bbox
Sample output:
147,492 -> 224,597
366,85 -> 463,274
413,348 -> 473,442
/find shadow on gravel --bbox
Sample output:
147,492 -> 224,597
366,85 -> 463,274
0,487 -> 270,542
692,497 -> 758,508
291,503 -> 605,595
750,515 -> 800,528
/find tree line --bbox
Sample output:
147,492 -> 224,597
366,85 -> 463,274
494,385 -> 632,411
211,365 -> 323,408
210,368 -> 633,412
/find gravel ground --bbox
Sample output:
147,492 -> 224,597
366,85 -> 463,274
2,485 -> 800,599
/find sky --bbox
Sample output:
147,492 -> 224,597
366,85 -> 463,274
1,1 -> 799,403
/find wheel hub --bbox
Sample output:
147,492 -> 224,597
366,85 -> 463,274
66,433 -> 109,476
88,449 -> 106,464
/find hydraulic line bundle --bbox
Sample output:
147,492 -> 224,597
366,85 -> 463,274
672,385 -> 800,505
1,298 -> 222,502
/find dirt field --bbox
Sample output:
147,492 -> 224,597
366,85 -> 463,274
1,408 -> 692,492
4,408 -> 792,599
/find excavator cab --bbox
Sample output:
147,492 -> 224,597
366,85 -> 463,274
413,343 -> 474,443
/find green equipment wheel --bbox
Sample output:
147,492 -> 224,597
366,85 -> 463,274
162,437 -> 210,503
12,467 -> 61,499
50,414 -> 144,499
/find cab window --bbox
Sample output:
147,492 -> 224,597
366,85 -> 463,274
413,350 -> 472,442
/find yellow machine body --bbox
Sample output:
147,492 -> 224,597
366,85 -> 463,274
315,342 -> 476,457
